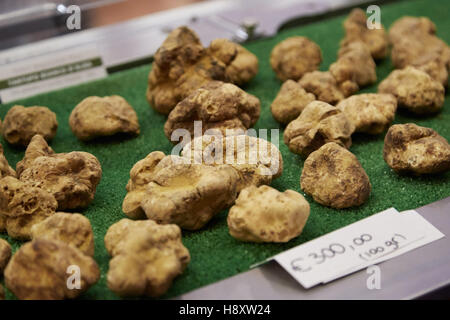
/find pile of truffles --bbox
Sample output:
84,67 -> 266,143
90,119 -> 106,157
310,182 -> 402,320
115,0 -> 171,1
0,8 -> 449,301
0,154 -> 99,300
389,16 -> 450,86
0,134 -> 101,240
3,212 -> 98,300
270,8 -> 384,112
146,26 -> 258,114
273,11 -> 449,212
0,133 -> 101,299
123,137 -> 283,230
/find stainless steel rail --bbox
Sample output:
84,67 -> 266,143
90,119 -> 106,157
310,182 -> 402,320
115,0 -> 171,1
175,197 -> 450,300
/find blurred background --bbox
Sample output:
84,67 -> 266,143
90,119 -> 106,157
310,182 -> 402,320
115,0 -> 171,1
1,0 -> 363,69
0,0 -> 206,50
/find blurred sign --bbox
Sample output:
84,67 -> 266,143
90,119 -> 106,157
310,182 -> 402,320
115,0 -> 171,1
0,45 -> 106,103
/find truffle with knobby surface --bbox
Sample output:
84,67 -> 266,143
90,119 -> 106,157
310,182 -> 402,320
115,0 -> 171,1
228,185 -> 310,243
4,239 -> 99,300
378,66 -> 445,114
31,212 -> 95,256
270,36 -> 322,81
146,27 -> 258,114
69,95 -> 140,141
301,142 -> 371,209
336,93 -> 397,134
17,135 -> 102,210
1,105 -> 57,147
284,101 -> 355,157
383,123 -> 450,174
104,219 -> 190,297
0,238 -> 12,273
181,134 -> 283,192
164,81 -> 260,144
270,80 -> 316,125
0,176 -> 57,240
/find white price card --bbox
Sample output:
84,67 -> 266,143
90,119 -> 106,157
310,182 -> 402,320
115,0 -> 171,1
0,45 -> 107,104
322,209 -> 445,284
272,208 -> 444,289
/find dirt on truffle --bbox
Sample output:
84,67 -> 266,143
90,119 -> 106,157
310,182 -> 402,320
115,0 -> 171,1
270,36 -> 322,81
271,80 -> 316,125
383,123 -> 450,174
2,105 -> 57,147
123,152 -> 239,230
4,238 -> 99,300
104,219 -> 190,297
336,93 -> 397,135
0,176 -> 57,240
341,8 -> 388,60
378,66 -> 445,114
389,16 -> 450,86
164,81 -> 260,144
227,185 -> 310,243
69,95 -> 140,141
17,135 -> 102,210
284,101 -> 355,157
146,26 -> 258,114
301,142 -> 371,209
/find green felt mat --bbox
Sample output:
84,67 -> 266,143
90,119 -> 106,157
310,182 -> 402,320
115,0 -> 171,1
0,0 -> 449,299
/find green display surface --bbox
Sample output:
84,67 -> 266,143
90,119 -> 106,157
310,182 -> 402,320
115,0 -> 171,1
0,0 -> 449,299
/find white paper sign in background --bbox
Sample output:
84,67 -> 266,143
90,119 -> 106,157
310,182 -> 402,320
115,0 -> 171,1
0,45 -> 107,103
